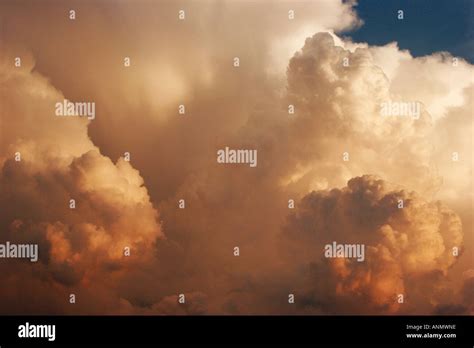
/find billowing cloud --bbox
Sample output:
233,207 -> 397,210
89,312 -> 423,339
280,175 -> 463,314
0,1 -> 472,315
0,50 -> 162,314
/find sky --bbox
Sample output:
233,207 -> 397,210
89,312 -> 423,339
348,0 -> 474,62
0,0 -> 472,315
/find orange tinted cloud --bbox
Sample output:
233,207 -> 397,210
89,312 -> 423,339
0,1 -> 472,314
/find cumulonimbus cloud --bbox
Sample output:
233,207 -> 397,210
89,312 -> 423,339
0,1 -> 472,315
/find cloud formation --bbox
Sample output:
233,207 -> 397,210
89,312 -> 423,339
281,175 -> 463,314
0,50 -> 162,314
0,1 -> 472,314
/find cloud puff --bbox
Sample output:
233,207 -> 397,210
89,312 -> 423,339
0,51 -> 162,313
280,175 -> 463,314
